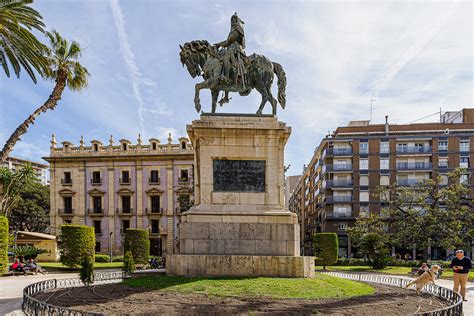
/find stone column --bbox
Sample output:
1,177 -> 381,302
136,164 -> 143,229
107,166 -> 115,255
50,166 -> 57,235
166,163 -> 174,254
78,165 -> 86,225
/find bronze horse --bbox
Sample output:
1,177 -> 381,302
179,40 -> 286,115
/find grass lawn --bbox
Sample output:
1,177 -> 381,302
39,261 -> 123,271
123,274 -> 375,299
316,265 -> 474,281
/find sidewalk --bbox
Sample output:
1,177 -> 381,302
0,272 -> 76,316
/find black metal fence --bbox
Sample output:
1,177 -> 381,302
321,271 -> 463,316
22,271 -> 129,316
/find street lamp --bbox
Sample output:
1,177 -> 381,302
109,231 -> 113,263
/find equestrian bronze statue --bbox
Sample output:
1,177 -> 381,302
179,13 -> 287,115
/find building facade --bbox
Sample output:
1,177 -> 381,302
44,134 -> 194,256
289,109 -> 474,259
3,156 -> 49,185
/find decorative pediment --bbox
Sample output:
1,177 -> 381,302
88,188 -> 105,196
58,189 -> 76,196
146,188 -> 164,195
117,188 -> 134,195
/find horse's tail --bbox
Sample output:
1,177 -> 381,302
272,62 -> 286,109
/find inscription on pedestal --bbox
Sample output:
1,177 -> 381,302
213,160 -> 265,192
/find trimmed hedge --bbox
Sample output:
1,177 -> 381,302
124,229 -> 150,264
59,225 -> 95,268
0,216 -> 8,274
313,233 -> 338,269
112,255 -> 124,262
95,254 -> 110,263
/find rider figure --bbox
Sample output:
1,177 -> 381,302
214,13 -> 246,85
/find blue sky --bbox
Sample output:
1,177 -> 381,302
0,0 -> 472,176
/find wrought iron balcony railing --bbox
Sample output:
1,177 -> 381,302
396,146 -> 432,154
326,196 -> 353,203
396,162 -> 432,170
326,148 -> 353,156
327,180 -> 353,188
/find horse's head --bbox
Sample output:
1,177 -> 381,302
179,40 -> 213,78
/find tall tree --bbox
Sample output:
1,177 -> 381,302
379,168 -> 474,252
8,182 -> 49,232
0,0 -> 48,83
0,163 -> 38,217
0,30 -> 89,161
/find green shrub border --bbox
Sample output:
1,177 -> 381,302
0,216 -> 8,274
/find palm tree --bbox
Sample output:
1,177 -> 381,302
0,30 -> 89,161
0,0 -> 48,83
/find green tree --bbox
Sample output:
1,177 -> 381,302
122,250 -> 135,274
379,168 -> 474,252
313,233 -> 338,270
0,163 -> 38,216
0,216 -> 8,274
8,182 -> 49,232
79,253 -> 95,286
59,225 -> 95,268
0,30 -> 89,161
0,0 -> 48,83
124,229 -> 150,265
347,213 -> 390,269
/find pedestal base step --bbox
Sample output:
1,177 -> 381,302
166,255 -> 315,278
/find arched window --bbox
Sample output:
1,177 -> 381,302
123,143 -> 127,151
152,142 -> 157,150
94,144 -> 99,151
181,141 -> 186,150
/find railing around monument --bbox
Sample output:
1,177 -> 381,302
22,271 -> 129,316
321,271 -> 463,316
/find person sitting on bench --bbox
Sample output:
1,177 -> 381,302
11,258 -> 25,274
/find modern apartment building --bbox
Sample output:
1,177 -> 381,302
288,108 -> 474,259
2,156 -> 49,185
44,134 -> 194,256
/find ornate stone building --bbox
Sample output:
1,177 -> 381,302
44,134 -> 194,256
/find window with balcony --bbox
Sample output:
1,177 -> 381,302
360,158 -> 368,170
380,142 -> 389,154
380,158 -> 389,170
63,171 -> 72,185
121,170 -> 130,184
359,175 -> 369,186
63,196 -> 73,213
337,223 -> 347,231
92,171 -> 101,184
438,140 -> 448,151
93,220 -> 101,235
334,206 -> 351,217
460,157 -> 470,169
151,219 -> 159,234
359,142 -> 369,154
92,196 -> 102,213
150,195 -> 161,213
121,195 -> 131,212
460,140 -> 470,152
149,170 -> 159,183
397,143 -> 407,152
438,157 -> 448,169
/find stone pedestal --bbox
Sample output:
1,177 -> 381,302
167,114 -> 314,278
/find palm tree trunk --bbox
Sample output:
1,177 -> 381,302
0,71 -> 67,162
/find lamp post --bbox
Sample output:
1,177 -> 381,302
109,231 -> 113,263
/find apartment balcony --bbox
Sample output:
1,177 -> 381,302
148,177 -> 161,185
58,208 -> 74,216
116,208 -> 134,216
324,211 -> 355,219
87,208 -> 104,216
178,177 -> 190,185
326,180 -> 353,188
326,148 -> 353,156
396,162 -> 432,171
61,179 -> 72,186
325,164 -> 353,172
326,196 -> 353,203
146,207 -> 163,215
396,179 -> 425,186
119,178 -> 131,185
91,178 -> 102,185
396,146 -> 432,154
